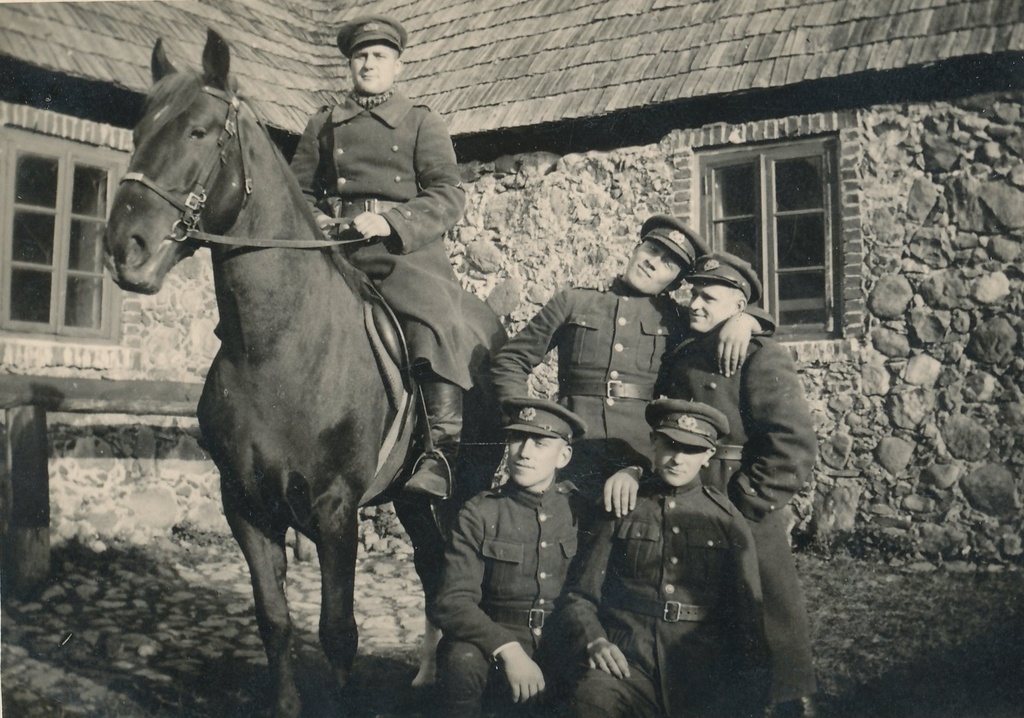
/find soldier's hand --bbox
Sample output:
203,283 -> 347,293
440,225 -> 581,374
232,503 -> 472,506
587,638 -> 631,679
351,211 -> 391,239
314,213 -> 333,238
717,312 -> 757,376
498,643 -> 546,703
603,467 -> 640,517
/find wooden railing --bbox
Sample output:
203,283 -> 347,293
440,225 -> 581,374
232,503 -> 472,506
0,374 -> 204,597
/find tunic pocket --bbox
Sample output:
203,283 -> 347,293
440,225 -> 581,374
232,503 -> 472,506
616,519 -> 661,580
636,319 -> 669,371
566,313 -> 599,366
482,538 -> 526,594
686,528 -> 728,583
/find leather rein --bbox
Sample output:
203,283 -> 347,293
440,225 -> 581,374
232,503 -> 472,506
120,86 -> 362,250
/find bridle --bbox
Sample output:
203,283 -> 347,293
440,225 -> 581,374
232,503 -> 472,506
120,85 -> 363,250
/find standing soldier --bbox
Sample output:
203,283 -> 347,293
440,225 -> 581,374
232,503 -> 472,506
662,252 -> 819,718
290,15 -> 505,499
490,215 -> 772,515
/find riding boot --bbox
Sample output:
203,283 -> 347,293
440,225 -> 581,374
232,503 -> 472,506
405,380 -> 463,499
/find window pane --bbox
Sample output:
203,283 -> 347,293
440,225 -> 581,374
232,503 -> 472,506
778,271 -> 826,326
717,218 -> 761,272
776,215 -> 825,269
15,154 -> 59,208
69,219 -> 106,272
10,268 -> 52,323
12,211 -> 55,265
714,163 -> 757,218
64,276 -> 104,328
72,165 -> 109,217
775,157 -> 823,211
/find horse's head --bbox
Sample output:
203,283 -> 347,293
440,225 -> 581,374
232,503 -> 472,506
105,30 -> 248,293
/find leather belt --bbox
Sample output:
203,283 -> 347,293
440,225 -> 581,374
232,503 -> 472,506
483,605 -> 548,630
610,595 -> 708,623
564,379 -> 654,400
711,444 -> 743,461
337,198 -> 401,217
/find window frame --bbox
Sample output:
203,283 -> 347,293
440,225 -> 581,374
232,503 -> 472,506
0,127 -> 126,341
698,136 -> 841,339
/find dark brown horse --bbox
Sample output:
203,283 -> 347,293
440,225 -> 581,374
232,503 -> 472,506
104,31 -> 502,717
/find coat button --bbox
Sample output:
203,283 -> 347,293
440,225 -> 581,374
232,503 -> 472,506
532,627 -> 542,636
707,540 -> 714,547
394,175 -> 402,183
538,598 -> 546,605
336,148 -> 344,156
664,584 -> 675,594
609,370 -> 619,379
391,145 -> 399,151
670,557 -> 679,565
335,178 -> 347,191
709,382 -> 717,389
606,397 -> 615,406
404,210 -> 412,217
617,317 -> 627,326
539,572 -> 548,579
671,526 -> 680,534
614,343 -> 623,352
538,513 -> 547,522
540,541 -> 548,548
668,500 -> 676,508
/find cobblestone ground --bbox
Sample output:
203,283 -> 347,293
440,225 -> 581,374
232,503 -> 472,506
2,533 -> 430,718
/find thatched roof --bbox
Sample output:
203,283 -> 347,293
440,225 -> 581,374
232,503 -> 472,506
2,0 -> 1022,136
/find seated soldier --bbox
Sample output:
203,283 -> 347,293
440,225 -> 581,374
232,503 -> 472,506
430,397 -> 588,718
559,399 -> 764,718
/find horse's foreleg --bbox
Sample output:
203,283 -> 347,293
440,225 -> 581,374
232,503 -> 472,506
411,616 -> 441,687
226,508 -> 300,718
316,499 -> 361,696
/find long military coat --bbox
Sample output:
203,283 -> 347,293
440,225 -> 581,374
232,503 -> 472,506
430,480 -> 581,657
490,281 -> 684,500
290,91 -> 504,389
559,479 -> 763,717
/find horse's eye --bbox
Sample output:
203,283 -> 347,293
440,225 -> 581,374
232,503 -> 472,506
190,127 -> 208,140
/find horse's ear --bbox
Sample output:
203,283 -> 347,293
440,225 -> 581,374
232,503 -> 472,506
151,38 -> 176,83
202,29 -> 231,91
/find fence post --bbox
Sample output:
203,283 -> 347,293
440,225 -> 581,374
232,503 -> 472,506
2,406 -> 50,597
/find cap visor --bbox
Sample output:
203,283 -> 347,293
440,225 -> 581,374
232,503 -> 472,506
655,429 -> 715,450
505,424 -> 564,440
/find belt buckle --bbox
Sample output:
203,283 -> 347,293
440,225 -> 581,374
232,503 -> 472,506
606,380 -> 623,398
663,601 -> 682,623
528,608 -> 546,630
364,198 -> 379,213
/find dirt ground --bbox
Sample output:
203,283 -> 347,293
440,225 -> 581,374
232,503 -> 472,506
2,534 -> 1023,718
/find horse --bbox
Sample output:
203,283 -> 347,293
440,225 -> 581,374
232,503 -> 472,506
104,30 -> 503,717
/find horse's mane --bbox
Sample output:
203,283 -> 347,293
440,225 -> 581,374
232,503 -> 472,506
141,70 -> 374,302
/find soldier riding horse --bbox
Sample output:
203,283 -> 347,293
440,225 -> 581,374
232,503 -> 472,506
103,30 -> 504,717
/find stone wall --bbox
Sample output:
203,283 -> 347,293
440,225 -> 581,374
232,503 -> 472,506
6,90 -> 1023,565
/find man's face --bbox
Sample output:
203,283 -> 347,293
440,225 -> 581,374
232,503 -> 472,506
349,43 -> 402,95
688,282 -> 747,333
622,240 -> 684,296
506,431 -> 573,493
651,433 -> 714,488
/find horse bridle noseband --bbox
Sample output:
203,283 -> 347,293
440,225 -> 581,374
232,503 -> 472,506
120,86 -> 365,250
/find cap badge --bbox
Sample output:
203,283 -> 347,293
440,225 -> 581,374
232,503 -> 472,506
520,407 -> 537,422
669,230 -> 686,244
362,22 -> 381,31
674,415 -> 699,431
702,259 -> 720,271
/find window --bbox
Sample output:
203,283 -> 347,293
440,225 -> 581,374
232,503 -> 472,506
700,138 -> 839,337
1,129 -> 126,339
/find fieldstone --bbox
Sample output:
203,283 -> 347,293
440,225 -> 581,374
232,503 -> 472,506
486,277 -> 522,316
972,271 -> 1011,304
908,228 -> 949,268
519,151 -> 560,176
920,462 -> 962,490
963,372 -> 998,403
876,437 -> 915,475
941,414 -> 990,461
922,134 -> 960,172
1001,532 -> 1023,557
906,177 -> 942,222
493,155 -> 519,174
820,432 -> 854,469
903,494 -> 936,512
918,270 -> 969,310
872,328 -> 911,357
966,317 -> 1018,365
990,235 -> 1022,262
993,102 -> 1023,124
124,486 -> 181,531
903,354 -> 942,387
950,309 -> 972,333
1009,162 -> 1024,187
66,436 -> 115,460
977,181 -> 1024,230
132,426 -> 157,459
860,353 -> 891,395
952,231 -> 980,250
161,434 -> 207,461
868,275 -> 913,319
908,308 -> 949,344
464,240 -> 504,274
948,175 -> 987,232
961,464 -> 1019,518
889,387 -> 936,429
814,479 -> 863,534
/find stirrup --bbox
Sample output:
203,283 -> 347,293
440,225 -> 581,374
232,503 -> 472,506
405,449 -> 452,499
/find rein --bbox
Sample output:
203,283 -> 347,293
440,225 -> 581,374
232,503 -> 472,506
120,86 -> 365,250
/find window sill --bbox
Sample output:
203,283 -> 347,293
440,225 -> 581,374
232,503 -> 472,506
0,335 -> 140,375
776,336 -> 858,364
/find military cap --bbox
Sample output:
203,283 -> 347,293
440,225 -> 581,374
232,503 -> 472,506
336,15 -> 408,57
645,399 -> 730,450
640,215 -> 710,268
504,397 -> 587,442
688,251 -> 762,303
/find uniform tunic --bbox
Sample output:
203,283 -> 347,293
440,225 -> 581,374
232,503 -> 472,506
431,480 -> 581,716
490,281 -> 683,500
290,91 -> 504,389
560,480 -> 762,718
663,326 -> 819,703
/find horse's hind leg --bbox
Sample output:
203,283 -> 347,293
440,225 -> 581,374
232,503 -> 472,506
315,499 -> 361,698
226,507 -> 300,718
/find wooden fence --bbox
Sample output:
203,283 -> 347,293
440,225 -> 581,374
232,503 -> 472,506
0,374 -> 204,597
